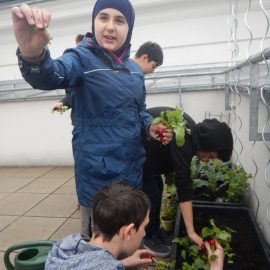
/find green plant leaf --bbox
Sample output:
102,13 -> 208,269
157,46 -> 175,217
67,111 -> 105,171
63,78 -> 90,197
209,254 -> 218,261
181,249 -> 187,260
151,106 -> 189,147
174,125 -> 185,146
216,231 -> 231,241
191,157 -> 252,202
151,117 -> 166,125
175,218 -> 234,270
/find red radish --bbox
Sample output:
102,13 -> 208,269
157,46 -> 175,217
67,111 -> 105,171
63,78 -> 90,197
160,137 -> 166,143
209,239 -> 216,245
200,243 -> 206,251
156,127 -> 165,137
156,127 -> 166,143
140,253 -> 154,261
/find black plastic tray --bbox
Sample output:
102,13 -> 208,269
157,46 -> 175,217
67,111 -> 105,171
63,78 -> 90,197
170,204 -> 270,270
193,199 -> 245,207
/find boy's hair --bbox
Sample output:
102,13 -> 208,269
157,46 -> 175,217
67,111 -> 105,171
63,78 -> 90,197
75,34 -> 84,44
135,41 -> 163,66
92,181 -> 150,241
85,32 -> 93,38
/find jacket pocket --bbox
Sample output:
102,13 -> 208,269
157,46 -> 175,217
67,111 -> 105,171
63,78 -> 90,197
79,143 -> 124,180
84,154 -> 124,180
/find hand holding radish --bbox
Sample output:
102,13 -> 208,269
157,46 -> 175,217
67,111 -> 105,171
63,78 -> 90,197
151,107 -> 190,147
205,241 -> 224,270
121,249 -> 154,268
148,123 -> 173,144
11,4 -> 51,57
52,102 -> 64,112
51,103 -> 68,114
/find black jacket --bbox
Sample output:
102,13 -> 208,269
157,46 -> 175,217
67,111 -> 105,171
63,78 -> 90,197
143,107 -> 198,202
60,88 -> 73,108
60,88 -> 74,124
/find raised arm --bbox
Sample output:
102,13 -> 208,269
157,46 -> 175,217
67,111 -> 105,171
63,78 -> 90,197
11,4 -> 51,58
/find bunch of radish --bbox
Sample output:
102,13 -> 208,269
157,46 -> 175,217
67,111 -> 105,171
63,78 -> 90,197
51,105 -> 68,115
151,107 -> 190,147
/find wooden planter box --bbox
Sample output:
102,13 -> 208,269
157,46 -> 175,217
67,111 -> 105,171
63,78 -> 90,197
170,204 -> 270,270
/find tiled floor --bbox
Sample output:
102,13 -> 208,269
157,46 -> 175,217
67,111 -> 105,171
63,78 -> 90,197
0,166 -> 169,269
0,166 -> 80,269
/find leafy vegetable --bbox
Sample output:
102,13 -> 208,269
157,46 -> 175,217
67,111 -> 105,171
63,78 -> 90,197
173,219 -> 235,270
51,106 -> 69,115
151,107 -> 190,147
191,157 -> 252,202
154,259 -> 175,270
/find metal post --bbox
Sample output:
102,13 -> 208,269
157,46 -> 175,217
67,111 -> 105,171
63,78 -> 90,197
225,72 -> 236,110
249,63 -> 270,141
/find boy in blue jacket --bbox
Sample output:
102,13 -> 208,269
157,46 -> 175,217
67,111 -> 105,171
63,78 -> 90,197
11,0 -> 173,236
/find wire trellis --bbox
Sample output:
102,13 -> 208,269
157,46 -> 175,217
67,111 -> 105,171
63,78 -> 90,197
226,0 -> 270,240
259,0 -> 270,227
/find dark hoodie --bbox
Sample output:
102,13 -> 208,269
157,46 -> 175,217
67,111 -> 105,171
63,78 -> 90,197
45,233 -> 124,270
143,107 -> 233,202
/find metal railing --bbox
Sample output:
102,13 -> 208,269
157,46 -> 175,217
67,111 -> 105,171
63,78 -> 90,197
0,52 -> 269,143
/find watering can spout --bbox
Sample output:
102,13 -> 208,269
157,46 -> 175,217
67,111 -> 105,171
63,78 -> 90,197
4,240 -> 55,270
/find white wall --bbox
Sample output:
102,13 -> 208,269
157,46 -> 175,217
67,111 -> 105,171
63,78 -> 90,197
0,90 -> 226,166
229,93 -> 270,245
0,100 -> 73,166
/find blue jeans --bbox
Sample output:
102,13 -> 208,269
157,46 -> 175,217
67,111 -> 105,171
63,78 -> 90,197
142,173 -> 164,238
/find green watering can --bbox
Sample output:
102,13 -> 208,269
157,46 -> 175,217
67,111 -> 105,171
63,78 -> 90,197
4,240 -> 56,270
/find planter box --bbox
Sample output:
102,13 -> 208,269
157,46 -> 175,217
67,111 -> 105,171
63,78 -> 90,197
193,199 -> 245,207
170,204 -> 270,270
192,187 -> 246,207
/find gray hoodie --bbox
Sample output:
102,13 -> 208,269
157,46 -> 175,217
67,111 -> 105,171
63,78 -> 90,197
45,233 -> 125,270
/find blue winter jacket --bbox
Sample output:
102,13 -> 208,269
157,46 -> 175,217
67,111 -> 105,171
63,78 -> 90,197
17,39 -> 153,206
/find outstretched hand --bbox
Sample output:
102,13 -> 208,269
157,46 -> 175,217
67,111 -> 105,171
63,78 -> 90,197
206,241 -> 224,270
121,249 -> 154,268
11,4 -> 51,57
52,102 -> 64,112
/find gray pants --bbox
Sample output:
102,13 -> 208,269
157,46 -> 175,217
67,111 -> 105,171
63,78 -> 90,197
80,205 -> 93,236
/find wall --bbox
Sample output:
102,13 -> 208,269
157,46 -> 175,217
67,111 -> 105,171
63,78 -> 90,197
0,100 -> 73,166
0,90 -> 225,166
228,91 -> 270,245
1,0 -> 269,78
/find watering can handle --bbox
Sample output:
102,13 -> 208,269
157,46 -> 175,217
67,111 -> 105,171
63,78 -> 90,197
4,240 -> 56,270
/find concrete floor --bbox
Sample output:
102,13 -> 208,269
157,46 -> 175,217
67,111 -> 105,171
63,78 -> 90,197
0,166 -> 166,269
0,166 -> 80,269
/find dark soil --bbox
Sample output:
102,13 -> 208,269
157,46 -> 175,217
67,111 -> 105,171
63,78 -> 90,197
193,184 -> 227,201
193,178 -> 230,202
172,205 -> 270,270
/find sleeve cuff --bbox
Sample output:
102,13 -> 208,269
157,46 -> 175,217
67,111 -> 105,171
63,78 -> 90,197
16,47 -> 48,65
146,122 -> 152,137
